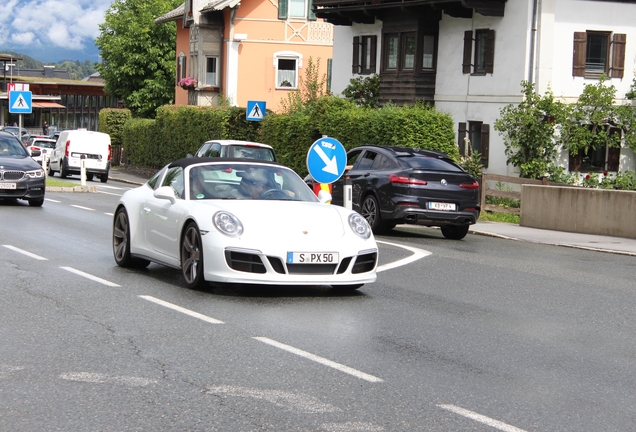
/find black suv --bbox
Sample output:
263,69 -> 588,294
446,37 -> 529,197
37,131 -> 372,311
326,145 -> 481,239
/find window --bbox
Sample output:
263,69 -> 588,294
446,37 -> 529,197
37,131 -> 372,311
352,36 -> 377,75
278,0 -> 316,20
162,166 -> 185,199
462,29 -> 495,74
401,33 -> 416,70
205,57 -> 217,86
569,129 -> 621,172
421,35 -> 435,69
458,122 -> 490,168
274,52 -> 302,89
572,31 -> 626,78
177,52 -> 186,83
384,34 -> 399,70
357,151 -> 378,170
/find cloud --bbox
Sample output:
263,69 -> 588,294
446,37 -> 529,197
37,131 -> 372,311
0,0 -> 111,57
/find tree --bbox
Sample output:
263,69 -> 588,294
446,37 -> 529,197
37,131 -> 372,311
342,75 -> 380,108
279,57 -> 329,114
494,81 -> 566,179
96,0 -> 180,118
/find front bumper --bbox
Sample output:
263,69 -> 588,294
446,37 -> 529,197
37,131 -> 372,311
0,178 -> 45,200
201,232 -> 378,286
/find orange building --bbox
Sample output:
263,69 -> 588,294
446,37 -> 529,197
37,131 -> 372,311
156,0 -> 333,112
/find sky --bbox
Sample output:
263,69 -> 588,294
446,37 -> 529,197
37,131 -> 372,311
0,0 -> 112,63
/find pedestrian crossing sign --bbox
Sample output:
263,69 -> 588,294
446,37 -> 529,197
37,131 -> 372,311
246,101 -> 266,121
9,91 -> 32,114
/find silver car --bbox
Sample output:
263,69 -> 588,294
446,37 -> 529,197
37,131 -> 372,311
28,138 -> 57,165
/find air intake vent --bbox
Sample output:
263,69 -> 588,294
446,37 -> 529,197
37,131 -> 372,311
225,251 -> 266,273
352,252 -> 377,274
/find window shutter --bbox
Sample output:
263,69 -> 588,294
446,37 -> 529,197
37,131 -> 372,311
462,30 -> 473,74
370,36 -> 377,72
572,32 -> 586,77
569,151 -> 582,172
485,30 -> 495,74
458,122 -> 467,156
352,36 -> 360,74
608,146 -> 621,171
480,123 -> 490,168
610,33 -> 626,79
307,0 -> 316,21
278,0 -> 288,20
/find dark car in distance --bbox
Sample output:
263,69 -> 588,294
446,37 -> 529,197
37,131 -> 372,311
0,131 -> 46,207
323,145 -> 480,239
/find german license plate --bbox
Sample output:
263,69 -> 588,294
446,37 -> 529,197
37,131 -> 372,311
287,252 -> 339,264
0,183 -> 17,190
428,202 -> 456,211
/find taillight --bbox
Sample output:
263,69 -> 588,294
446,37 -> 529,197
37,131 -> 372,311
460,181 -> 480,189
32,146 -> 41,151
389,174 -> 427,185
65,140 -> 70,157
108,145 -> 112,161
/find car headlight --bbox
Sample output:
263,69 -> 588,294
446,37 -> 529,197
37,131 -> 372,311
25,169 -> 44,179
213,211 -> 244,237
348,213 -> 371,239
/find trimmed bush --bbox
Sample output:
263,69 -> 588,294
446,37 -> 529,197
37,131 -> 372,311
99,108 -> 132,148
122,118 -> 158,168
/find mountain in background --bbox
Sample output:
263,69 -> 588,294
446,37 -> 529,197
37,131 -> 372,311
0,51 -> 97,80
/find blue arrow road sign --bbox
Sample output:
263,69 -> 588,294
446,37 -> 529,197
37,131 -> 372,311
246,101 -> 266,121
9,91 -> 32,114
306,137 -> 347,184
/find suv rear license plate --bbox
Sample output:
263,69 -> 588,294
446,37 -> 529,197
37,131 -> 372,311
287,252 -> 339,264
428,202 -> 456,211
0,183 -> 17,190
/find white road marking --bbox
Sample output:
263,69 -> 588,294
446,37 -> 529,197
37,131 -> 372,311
207,385 -> 341,413
44,198 -> 61,203
60,266 -> 120,287
97,185 -> 127,190
3,245 -> 48,260
70,204 -> 95,211
105,212 -> 114,216
438,404 -> 528,432
60,372 -> 156,387
0,365 -> 25,379
97,190 -> 123,196
375,240 -> 432,273
322,422 -> 384,432
253,337 -> 383,383
139,295 -> 224,324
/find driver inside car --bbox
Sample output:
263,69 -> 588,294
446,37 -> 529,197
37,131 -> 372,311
239,175 -> 267,199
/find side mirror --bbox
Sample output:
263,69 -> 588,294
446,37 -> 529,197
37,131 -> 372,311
154,186 -> 176,204
317,190 -> 332,204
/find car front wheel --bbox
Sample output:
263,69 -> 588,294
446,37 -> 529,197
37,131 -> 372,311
113,208 -> 150,268
181,222 -> 205,289
441,224 -> 470,240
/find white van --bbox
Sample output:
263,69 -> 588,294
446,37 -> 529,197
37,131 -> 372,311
48,130 -> 111,183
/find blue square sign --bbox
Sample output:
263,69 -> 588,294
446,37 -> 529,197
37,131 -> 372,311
9,91 -> 32,114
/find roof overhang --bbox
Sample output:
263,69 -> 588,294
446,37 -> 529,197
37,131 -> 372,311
201,0 -> 241,12
32,102 -> 66,108
155,3 -> 185,23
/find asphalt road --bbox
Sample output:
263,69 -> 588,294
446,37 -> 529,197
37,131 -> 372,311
2,179 -> 636,431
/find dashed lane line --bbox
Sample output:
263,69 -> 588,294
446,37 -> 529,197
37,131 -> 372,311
44,198 -> 61,203
139,295 -> 225,324
70,204 -> 95,211
60,266 -> 120,287
3,245 -> 48,260
438,404 -> 528,432
253,336 -> 383,383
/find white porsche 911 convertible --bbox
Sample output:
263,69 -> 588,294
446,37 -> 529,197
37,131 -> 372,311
112,158 -> 378,290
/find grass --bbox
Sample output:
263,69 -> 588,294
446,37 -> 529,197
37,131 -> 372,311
46,177 -> 81,187
479,210 -> 520,224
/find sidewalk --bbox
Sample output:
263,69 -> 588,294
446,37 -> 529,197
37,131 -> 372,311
107,167 -> 636,257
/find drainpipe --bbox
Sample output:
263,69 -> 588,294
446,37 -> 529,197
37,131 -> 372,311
528,0 -> 540,84
225,8 -> 240,106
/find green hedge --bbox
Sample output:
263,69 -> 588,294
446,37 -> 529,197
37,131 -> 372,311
120,100 -> 458,176
99,108 -> 132,148
122,118 -> 158,167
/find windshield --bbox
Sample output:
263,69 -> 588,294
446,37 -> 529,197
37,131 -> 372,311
402,155 -> 464,172
33,141 -> 56,148
0,135 -> 29,157
4,127 -> 21,136
188,163 -> 316,201
230,145 -> 276,161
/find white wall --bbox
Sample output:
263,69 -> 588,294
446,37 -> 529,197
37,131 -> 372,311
331,22 -> 383,96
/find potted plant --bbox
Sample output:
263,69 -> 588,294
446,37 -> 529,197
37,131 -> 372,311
178,77 -> 197,90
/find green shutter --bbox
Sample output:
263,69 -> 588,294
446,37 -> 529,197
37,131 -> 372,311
307,0 -> 316,21
278,0 -> 288,19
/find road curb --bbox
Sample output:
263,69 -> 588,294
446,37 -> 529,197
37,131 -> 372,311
46,185 -> 98,193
